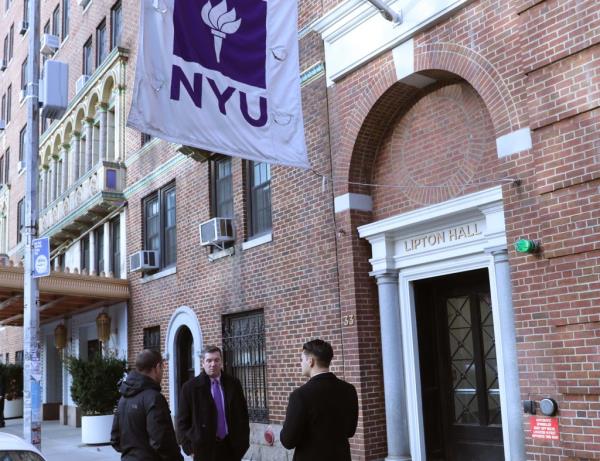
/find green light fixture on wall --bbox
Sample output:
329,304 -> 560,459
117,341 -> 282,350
514,239 -> 539,254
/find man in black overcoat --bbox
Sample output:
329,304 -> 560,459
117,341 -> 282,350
176,345 -> 249,461
0,365 -> 5,428
111,349 -> 183,461
280,339 -> 359,461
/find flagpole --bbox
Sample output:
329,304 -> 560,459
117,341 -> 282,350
23,0 -> 42,449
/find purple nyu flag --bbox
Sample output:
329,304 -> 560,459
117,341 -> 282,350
173,0 -> 267,89
128,0 -> 309,169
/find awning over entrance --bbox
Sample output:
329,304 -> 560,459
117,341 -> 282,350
0,265 -> 130,326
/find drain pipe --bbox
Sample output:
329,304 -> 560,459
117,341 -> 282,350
365,0 -> 403,24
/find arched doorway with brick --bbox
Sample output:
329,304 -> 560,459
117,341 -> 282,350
165,306 -> 203,416
331,57 -> 526,460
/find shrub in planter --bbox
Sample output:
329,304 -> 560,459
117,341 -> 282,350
2,363 -> 23,401
64,355 -> 127,416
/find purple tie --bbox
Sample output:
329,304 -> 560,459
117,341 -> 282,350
212,379 -> 228,439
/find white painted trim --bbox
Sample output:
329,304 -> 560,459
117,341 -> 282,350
392,39 -> 435,88
311,0 -> 474,85
358,186 -> 502,239
334,193 -> 373,213
242,232 -> 273,250
360,186 -> 522,461
165,306 -> 203,416
399,254 -> 495,460
496,128 -> 532,158
140,266 -> 177,284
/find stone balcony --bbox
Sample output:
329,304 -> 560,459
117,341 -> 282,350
39,161 -> 126,245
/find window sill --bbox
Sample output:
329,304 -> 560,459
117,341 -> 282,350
242,232 -> 272,251
140,266 -> 176,284
208,246 -> 234,262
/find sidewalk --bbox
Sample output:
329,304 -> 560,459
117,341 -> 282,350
0,418 -> 193,461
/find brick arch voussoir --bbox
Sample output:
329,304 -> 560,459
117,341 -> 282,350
415,43 -> 521,136
339,81 -> 422,195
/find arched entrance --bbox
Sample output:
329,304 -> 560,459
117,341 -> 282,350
165,306 -> 202,415
175,326 -> 195,393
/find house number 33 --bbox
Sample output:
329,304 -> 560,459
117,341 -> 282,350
343,315 -> 355,326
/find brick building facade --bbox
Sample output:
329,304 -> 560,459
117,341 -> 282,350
1,0 -> 599,460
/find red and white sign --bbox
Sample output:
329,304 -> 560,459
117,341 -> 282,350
530,416 -> 560,440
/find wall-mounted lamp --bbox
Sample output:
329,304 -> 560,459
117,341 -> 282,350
514,239 -> 539,254
365,0 -> 402,24
54,323 -> 67,350
96,312 -> 112,344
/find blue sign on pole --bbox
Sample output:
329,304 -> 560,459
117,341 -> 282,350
32,237 -> 50,278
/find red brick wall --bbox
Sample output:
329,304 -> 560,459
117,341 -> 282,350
0,326 -> 23,363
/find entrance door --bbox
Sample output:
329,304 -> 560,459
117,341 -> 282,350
176,326 -> 195,393
415,269 -> 503,461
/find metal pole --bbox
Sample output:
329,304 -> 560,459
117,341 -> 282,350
23,0 -> 42,449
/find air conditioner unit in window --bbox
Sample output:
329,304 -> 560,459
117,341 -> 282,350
40,34 -> 60,56
199,217 -> 234,249
0,59 -> 6,72
17,161 -> 25,172
0,120 -> 5,131
75,74 -> 90,94
129,250 -> 159,273
19,21 -> 28,35
77,0 -> 92,7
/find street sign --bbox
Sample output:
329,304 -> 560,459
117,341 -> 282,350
32,237 -> 50,278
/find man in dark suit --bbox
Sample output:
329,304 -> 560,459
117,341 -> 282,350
0,365 -> 5,428
176,345 -> 249,461
280,339 -> 359,461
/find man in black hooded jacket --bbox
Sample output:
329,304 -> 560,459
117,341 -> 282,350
111,349 -> 183,461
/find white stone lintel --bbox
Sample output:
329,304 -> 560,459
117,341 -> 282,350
334,193 -> 373,213
496,127 -> 532,158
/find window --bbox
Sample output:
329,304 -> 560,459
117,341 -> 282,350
1,93 -> 5,122
110,217 -> 120,277
21,56 -> 27,91
8,24 -> 13,61
17,198 -> 24,243
143,183 -> 176,270
19,125 -> 26,161
5,84 -> 10,123
140,132 -> 152,146
110,1 -> 122,49
15,350 -> 23,365
2,35 -> 7,62
95,225 -> 104,275
4,148 -> 9,184
23,0 -> 28,26
96,20 -> 107,66
211,157 -> 233,218
223,310 -> 268,422
83,37 -> 92,75
52,6 -> 60,37
247,162 -> 272,238
4,352 -> 8,364
61,0 -> 69,40
143,326 -> 160,352
80,234 -> 90,272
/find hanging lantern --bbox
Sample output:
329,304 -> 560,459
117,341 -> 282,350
96,312 -> 111,343
54,324 -> 67,350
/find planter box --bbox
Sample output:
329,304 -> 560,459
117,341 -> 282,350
81,414 -> 114,444
4,398 -> 23,419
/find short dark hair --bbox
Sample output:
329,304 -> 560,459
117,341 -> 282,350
303,339 -> 333,368
201,345 -> 222,359
135,349 -> 163,372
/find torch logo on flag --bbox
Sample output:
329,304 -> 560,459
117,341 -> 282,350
201,1 -> 241,63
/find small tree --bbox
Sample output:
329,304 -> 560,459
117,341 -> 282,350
64,354 -> 127,416
0,363 -> 24,400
